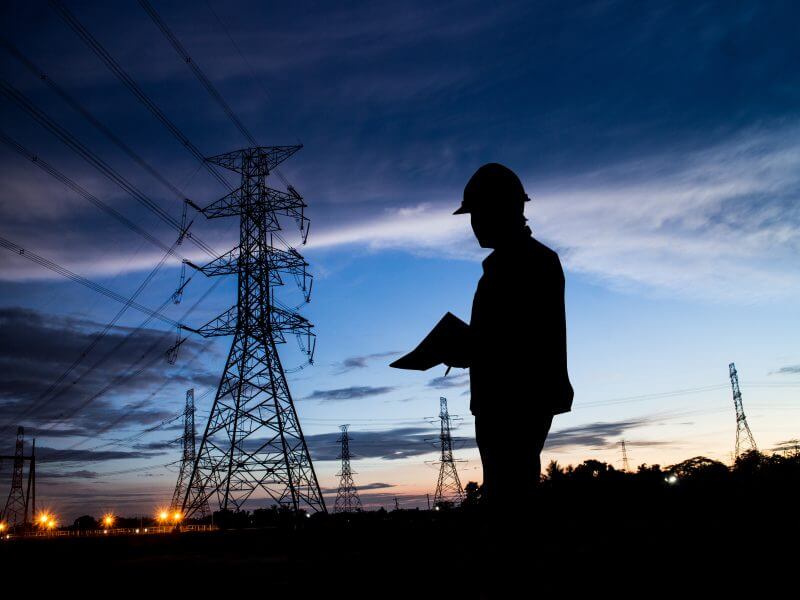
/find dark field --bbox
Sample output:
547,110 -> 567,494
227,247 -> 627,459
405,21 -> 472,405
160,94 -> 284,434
3,479 -> 796,597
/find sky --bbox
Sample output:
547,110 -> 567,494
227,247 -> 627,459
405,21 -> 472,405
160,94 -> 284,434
0,0 -> 798,520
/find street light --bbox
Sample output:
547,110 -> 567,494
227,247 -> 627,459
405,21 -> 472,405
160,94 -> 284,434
37,511 -> 57,530
102,513 -> 115,528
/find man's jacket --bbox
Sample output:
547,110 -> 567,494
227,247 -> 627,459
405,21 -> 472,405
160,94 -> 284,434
468,226 -> 573,417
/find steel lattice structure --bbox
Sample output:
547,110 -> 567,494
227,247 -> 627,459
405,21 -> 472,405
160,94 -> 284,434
620,439 -> 630,472
334,425 -> 362,513
171,389 -> 208,518
433,397 -> 465,507
1,427 -> 35,529
729,363 -> 758,458
181,146 -> 325,517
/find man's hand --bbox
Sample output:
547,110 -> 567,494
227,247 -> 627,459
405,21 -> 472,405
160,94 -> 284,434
441,345 -> 471,369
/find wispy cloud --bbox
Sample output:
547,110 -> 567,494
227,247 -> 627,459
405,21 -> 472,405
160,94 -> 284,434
305,385 -> 396,402
428,372 -> 469,389
307,426 -> 442,461
545,419 -> 660,451
334,351 -> 401,374
308,125 -> 800,303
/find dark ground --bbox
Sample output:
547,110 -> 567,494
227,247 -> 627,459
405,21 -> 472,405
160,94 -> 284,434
3,485 -> 796,597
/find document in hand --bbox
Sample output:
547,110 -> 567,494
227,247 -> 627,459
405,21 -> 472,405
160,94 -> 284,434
389,312 -> 469,371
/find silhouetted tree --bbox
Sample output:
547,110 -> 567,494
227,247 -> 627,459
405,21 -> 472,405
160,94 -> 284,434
72,515 -> 97,530
462,481 -> 483,508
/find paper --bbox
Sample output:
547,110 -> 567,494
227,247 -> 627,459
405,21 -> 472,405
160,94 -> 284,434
390,312 -> 470,371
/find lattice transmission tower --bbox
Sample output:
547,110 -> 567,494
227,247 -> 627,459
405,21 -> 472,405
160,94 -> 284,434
620,439 -> 630,472
171,389 -> 208,518
334,425 -> 362,513
433,397 -> 465,507
729,362 -> 758,459
181,146 -> 325,516
1,427 -> 35,529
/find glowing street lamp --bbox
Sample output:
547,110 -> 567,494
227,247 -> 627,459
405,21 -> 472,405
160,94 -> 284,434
37,511 -> 57,530
172,511 -> 183,523
102,513 -> 116,528
0,522 -> 7,533
156,509 -> 170,524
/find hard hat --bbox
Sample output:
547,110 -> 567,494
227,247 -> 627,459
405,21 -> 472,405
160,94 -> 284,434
453,162 -> 530,215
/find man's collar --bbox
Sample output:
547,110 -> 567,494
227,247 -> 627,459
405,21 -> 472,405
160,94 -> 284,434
482,225 -> 533,269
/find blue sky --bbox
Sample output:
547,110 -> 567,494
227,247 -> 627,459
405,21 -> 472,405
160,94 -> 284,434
0,0 -> 798,519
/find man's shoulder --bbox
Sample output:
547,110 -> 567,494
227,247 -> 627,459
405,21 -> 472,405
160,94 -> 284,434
483,234 -> 562,276
526,236 -> 561,268
527,235 -> 556,256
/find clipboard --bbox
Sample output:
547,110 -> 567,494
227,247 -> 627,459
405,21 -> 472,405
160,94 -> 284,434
390,312 -> 469,371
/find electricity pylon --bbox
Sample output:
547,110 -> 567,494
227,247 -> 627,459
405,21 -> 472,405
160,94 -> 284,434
171,389 -> 208,518
2,427 -> 34,529
729,362 -> 758,459
334,425 -> 362,513
433,397 -> 465,507
182,146 -> 325,516
620,439 -> 630,472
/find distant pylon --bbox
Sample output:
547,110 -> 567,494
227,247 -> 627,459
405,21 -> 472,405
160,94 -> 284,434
729,363 -> 758,458
171,389 -> 208,518
620,439 -> 630,472
334,425 -> 362,513
2,427 -> 28,528
433,397 -> 465,507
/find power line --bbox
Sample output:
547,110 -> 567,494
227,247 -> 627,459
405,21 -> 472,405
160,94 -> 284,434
0,37 -> 191,203
137,0 -> 256,146
0,236 -> 182,328
0,78 -> 218,258
0,130 -> 185,260
0,234 -> 184,434
48,0 -> 233,193
150,0 -> 294,189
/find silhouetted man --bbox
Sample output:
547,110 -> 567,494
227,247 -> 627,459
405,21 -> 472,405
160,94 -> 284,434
445,163 -> 573,510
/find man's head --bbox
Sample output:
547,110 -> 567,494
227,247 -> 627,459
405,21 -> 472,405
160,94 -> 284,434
454,163 -> 530,248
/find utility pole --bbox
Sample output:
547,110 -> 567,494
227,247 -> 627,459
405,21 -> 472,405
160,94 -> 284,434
620,439 -> 630,472
334,425 -> 362,513
2,427 -> 34,529
394,497 -> 400,511
182,145 -> 325,516
171,389 -> 208,518
729,362 -> 758,459
433,397 -> 465,507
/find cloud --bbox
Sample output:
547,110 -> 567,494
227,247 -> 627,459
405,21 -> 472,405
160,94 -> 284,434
771,439 -> 800,453
428,372 -> 469,389
36,469 -> 99,479
307,426 -> 444,461
306,418 -> 664,462
305,125 -> 800,303
544,419 -> 657,451
773,365 -> 800,375
335,351 -> 401,374
322,481 -> 396,493
31,444 -> 164,463
305,385 -> 396,402
0,307 -> 210,436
